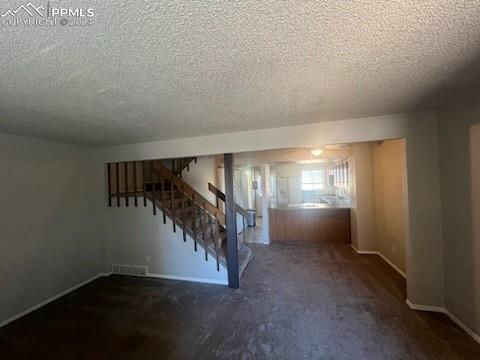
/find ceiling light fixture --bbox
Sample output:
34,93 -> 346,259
310,149 -> 324,157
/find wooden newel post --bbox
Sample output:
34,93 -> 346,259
224,153 -> 239,289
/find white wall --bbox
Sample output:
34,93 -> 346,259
99,111 -> 444,308
350,143 -> 376,251
181,156 -> 217,204
0,133 -> 105,324
105,204 -> 227,284
438,101 -> 480,335
373,139 -> 408,273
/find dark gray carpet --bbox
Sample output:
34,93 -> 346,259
1,243 -> 479,359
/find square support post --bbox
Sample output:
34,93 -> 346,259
224,153 -> 239,289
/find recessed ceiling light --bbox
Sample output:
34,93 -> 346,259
310,149 -> 324,156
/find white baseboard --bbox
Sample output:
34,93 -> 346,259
354,245 -> 480,345
406,299 -> 480,345
405,299 -> 445,313
350,244 -> 378,255
147,272 -> 228,286
445,309 -> 480,344
376,252 -> 407,279
350,244 -> 406,278
0,272 -> 110,329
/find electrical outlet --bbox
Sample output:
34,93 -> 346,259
145,256 -> 151,263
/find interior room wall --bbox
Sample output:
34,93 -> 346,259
99,111 -> 443,308
104,155 -> 228,283
105,203 -> 227,284
180,156 -> 217,204
373,139 -> 408,274
439,100 -> 480,335
0,133 -> 105,325
349,143 -> 377,251
471,123 -> 480,336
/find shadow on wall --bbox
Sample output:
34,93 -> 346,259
440,106 -> 480,335
470,123 -> 480,332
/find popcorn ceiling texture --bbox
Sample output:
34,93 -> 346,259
1,1 -> 480,145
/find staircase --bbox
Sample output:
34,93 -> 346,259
161,157 -> 197,178
106,158 -> 251,277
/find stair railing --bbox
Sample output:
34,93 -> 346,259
107,162 -> 146,208
106,159 -> 225,271
208,183 -> 248,243
153,160 -> 225,270
153,161 -> 225,226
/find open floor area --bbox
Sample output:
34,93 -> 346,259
1,243 -> 479,360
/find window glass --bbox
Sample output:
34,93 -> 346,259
301,170 -> 325,191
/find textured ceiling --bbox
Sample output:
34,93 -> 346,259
1,1 -> 480,146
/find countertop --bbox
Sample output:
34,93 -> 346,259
270,202 -> 350,210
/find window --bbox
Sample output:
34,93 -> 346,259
301,170 -> 325,191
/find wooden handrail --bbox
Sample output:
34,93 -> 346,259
153,161 -> 226,227
208,183 -> 248,218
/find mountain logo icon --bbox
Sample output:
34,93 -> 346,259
1,2 -> 44,17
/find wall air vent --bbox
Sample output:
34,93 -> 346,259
112,264 -> 148,277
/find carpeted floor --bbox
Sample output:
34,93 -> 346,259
1,243 -> 479,359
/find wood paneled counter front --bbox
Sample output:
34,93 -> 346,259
268,203 -> 350,243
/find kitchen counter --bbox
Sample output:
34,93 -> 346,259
269,203 -> 350,243
270,202 -> 350,210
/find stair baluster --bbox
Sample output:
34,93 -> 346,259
142,162 -> 147,207
171,177 -> 176,232
116,163 -> 120,207
202,203 -> 208,261
215,213 -> 220,271
133,161 -> 138,207
243,217 -> 246,243
107,164 -> 112,207
124,162 -> 129,207
181,185 -> 186,242
192,193 -> 198,251
151,161 -> 156,215
161,172 -> 166,224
